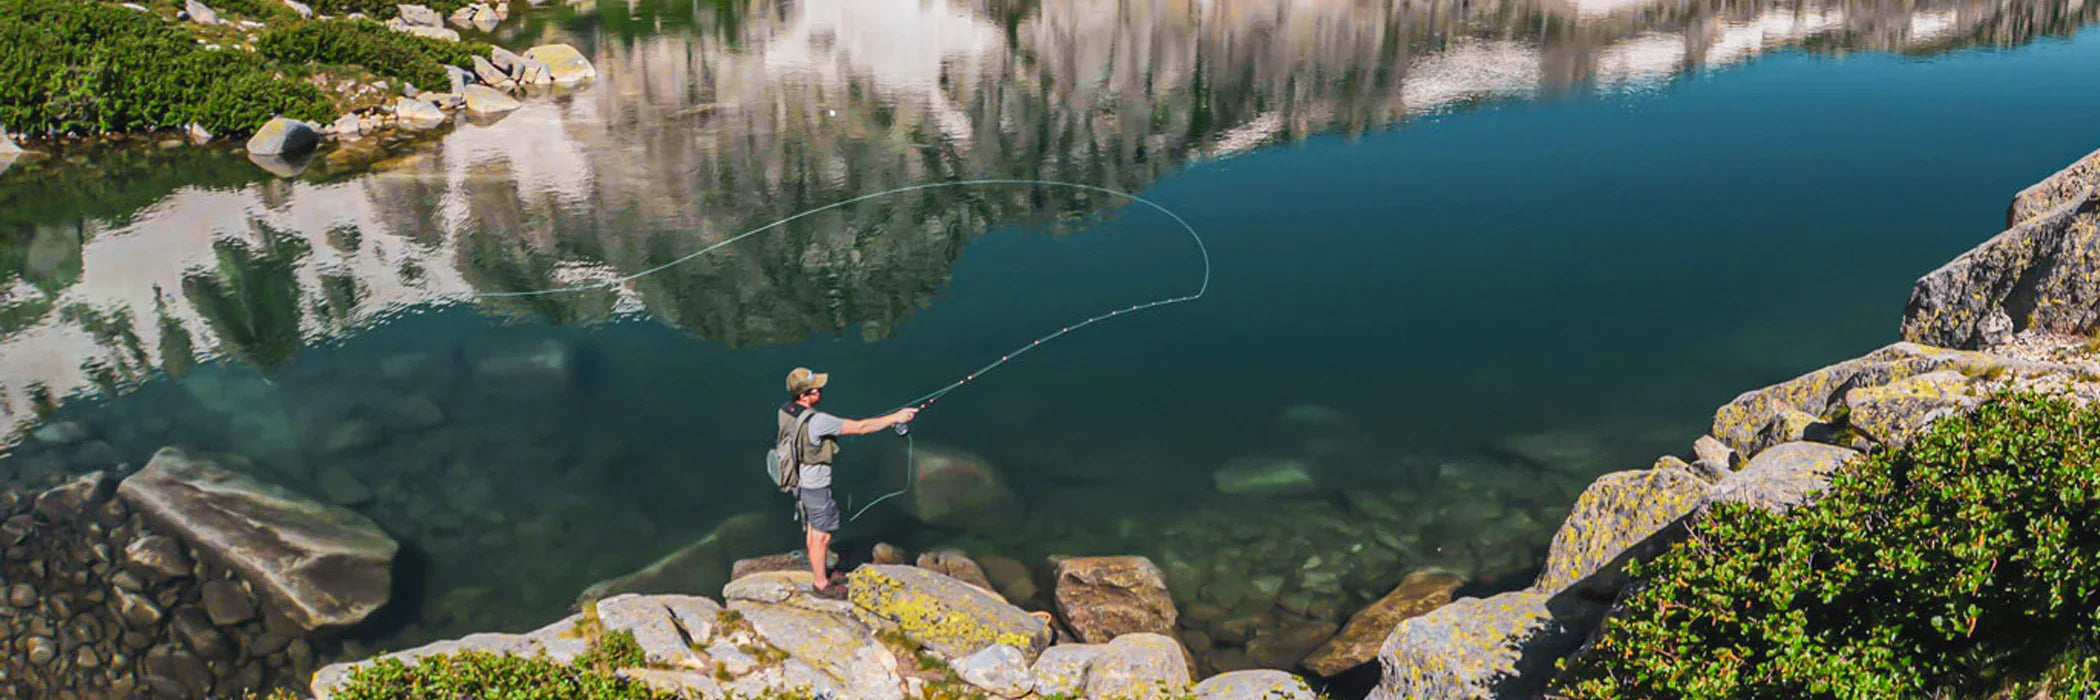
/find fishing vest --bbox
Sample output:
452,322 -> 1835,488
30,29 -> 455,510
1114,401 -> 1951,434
779,402 -> 839,465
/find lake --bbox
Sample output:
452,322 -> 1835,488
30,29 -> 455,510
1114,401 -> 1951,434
3,0 -> 2099,682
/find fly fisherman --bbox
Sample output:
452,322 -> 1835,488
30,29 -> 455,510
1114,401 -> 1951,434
780,367 -> 917,598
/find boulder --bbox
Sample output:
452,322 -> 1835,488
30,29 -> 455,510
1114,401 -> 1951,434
978,554 -> 1037,602
1244,621 -> 1339,669
514,58 -> 554,85
906,445 -> 1016,528
1213,456 -> 1319,497
917,549 -> 997,594
462,84 -> 521,115
1030,643 -> 1104,697
1842,370 -> 1980,447
118,448 -> 398,632
34,471 -> 112,521
1368,590 -> 1604,700
388,20 -> 460,41
1304,569 -> 1463,677
846,564 -> 1052,662
393,96 -> 446,126
731,551 -> 829,582
488,46 -> 524,72
731,599 -> 903,700
1530,461 -> 1707,598
281,0 -> 312,17
723,570 -> 808,604
1905,187 -> 2100,349
1052,555 -> 1177,643
1496,431 -> 1612,475
956,644 -> 1034,698
1710,342 -> 1999,456
1086,633 -> 1192,700
244,117 -> 319,156
473,339 -> 576,396
184,0 -> 219,24
523,43 -> 597,83
1703,441 -> 1860,515
0,130 -> 21,154
1193,669 -> 1318,699
394,3 -> 441,26
580,511 -> 780,599
1692,434 -> 1737,471
471,56 -> 514,89
125,535 -> 194,580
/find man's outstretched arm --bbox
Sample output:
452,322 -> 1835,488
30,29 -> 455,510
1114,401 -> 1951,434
839,408 -> 918,435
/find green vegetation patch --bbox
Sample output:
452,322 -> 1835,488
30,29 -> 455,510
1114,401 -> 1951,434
324,650 -> 674,700
0,0 -> 332,135
257,19 -> 485,93
1558,392 -> 2100,699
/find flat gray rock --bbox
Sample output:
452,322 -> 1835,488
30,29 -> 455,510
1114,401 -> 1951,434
1029,643 -> 1102,697
1704,441 -> 1860,515
1085,633 -> 1191,700
1368,590 -> 1603,700
244,117 -> 319,156
596,594 -> 705,668
118,448 -> 397,632
1193,669 -> 1317,699
846,564 -> 1052,662
956,644 -> 1033,698
729,600 -> 903,700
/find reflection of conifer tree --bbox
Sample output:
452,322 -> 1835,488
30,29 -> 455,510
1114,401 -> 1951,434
179,222 -> 311,372
153,288 -> 196,379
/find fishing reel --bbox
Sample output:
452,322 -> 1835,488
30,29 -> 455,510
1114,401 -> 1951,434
893,422 -> 910,436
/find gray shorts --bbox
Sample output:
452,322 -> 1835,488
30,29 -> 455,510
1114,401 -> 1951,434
798,487 -> 841,533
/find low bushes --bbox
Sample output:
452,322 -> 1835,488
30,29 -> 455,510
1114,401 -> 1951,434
257,19 -> 485,93
0,0 -> 331,135
1557,392 -> 2100,698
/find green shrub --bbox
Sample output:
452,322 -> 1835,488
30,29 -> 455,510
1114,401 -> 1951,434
257,19 -> 485,92
1558,392 -> 2100,698
573,629 -> 647,672
327,651 -> 674,700
304,0 -> 473,20
0,0 -> 332,134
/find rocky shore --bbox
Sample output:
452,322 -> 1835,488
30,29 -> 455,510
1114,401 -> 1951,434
1362,143 -> 2100,698
0,449 -> 399,698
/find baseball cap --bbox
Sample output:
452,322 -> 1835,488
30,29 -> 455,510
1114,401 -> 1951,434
786,367 -> 830,394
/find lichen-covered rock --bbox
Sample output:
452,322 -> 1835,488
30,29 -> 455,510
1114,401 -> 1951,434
730,599 -> 903,700
1304,569 -> 1463,677
1030,643 -> 1103,697
244,117 -> 319,156
1213,456 -> 1319,497
1532,460 -> 1707,598
1843,369 -> 1982,446
847,564 -> 1051,662
1053,555 -> 1178,644
724,570 -> 807,603
1086,633 -> 1192,700
1692,434 -> 1737,471
523,43 -> 597,83
2009,145 -> 2100,228
118,448 -> 397,632
1703,441 -> 1860,514
1710,342 -> 1998,455
955,643 -> 1034,698
1193,669 -> 1318,699
1368,590 -> 1603,700
1905,187 -> 2100,349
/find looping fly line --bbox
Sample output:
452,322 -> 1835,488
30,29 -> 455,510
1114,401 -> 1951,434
461,179 -> 1211,519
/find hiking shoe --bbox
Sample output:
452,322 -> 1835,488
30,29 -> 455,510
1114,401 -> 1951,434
809,585 -> 848,601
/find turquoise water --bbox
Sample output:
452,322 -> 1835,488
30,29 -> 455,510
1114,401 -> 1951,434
4,0 -> 2100,678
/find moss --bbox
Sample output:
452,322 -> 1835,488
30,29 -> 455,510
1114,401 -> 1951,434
0,0 -> 333,135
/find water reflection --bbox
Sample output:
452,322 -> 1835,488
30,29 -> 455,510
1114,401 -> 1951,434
4,0 -> 2095,427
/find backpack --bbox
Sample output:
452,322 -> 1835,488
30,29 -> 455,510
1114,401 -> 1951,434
767,408 -> 819,493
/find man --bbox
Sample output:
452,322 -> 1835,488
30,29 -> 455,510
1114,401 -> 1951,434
781,367 -> 916,598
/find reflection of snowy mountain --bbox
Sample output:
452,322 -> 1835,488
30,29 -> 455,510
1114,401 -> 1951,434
1,0 -> 2094,436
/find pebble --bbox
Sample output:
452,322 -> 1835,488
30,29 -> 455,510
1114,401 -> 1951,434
26,636 -> 58,664
9,582 -> 36,607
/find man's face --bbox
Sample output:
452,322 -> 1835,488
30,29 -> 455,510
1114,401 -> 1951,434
803,387 -> 823,405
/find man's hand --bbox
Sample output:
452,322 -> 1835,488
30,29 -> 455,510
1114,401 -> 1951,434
889,408 -> 919,426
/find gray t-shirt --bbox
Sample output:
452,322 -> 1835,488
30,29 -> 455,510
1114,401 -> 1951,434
799,411 -> 844,488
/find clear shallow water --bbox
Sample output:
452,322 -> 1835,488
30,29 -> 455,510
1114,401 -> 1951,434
4,0 -> 2100,676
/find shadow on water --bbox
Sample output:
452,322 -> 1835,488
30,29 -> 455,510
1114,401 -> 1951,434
2,0 -> 2100,686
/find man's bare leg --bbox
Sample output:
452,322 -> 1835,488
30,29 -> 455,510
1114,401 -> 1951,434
806,524 -> 832,589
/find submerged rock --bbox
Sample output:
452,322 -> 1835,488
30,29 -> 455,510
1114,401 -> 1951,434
1052,555 -> 1178,644
244,117 -> 319,156
118,448 -> 398,632
917,549 -> 997,594
1212,456 -> 1318,497
1304,569 -> 1463,677
473,339 -> 578,396
907,445 -> 1016,528
580,511 -> 778,599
